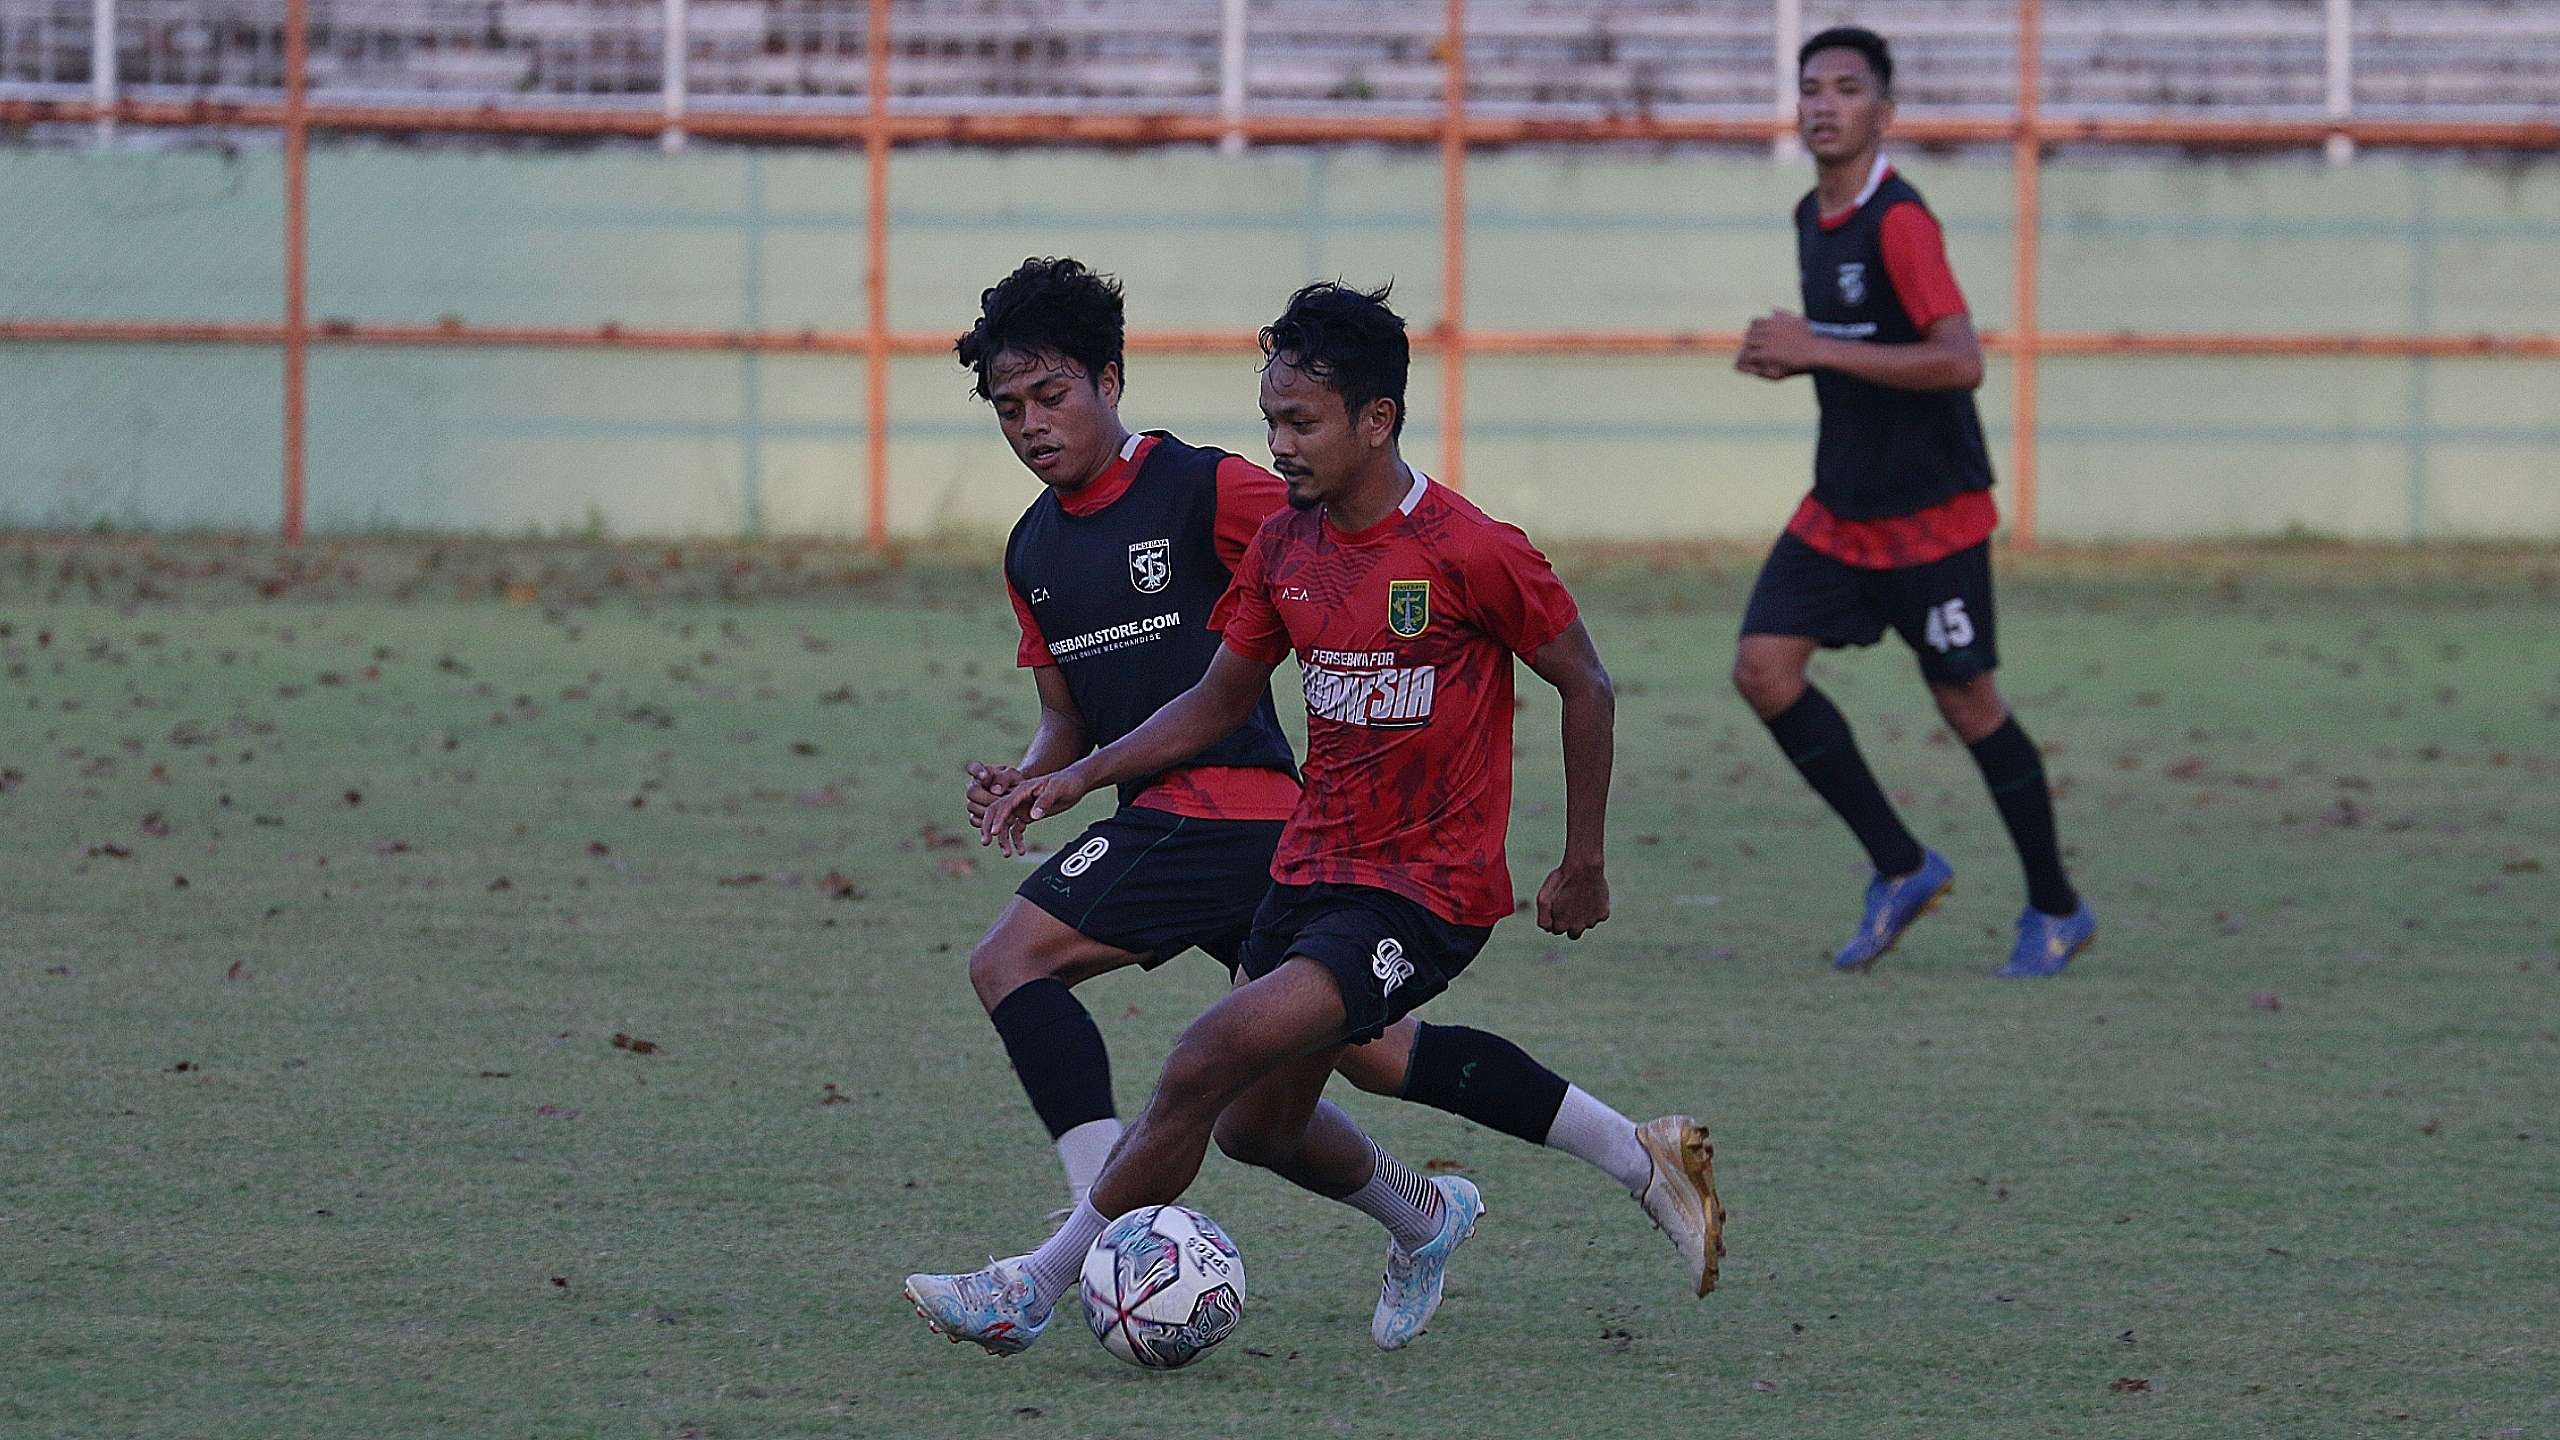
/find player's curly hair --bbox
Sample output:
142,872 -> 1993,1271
1800,26 -> 1893,93
1259,280 -> 1408,438
956,257 -> 1127,401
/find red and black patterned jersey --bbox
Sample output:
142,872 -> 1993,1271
1212,473 -> 1579,927
1795,156 -> 1996,522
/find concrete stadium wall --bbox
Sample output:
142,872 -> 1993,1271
2,145 -> 2555,541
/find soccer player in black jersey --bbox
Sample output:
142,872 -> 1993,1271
1732,27 -> 2095,978
914,261 -> 1719,1348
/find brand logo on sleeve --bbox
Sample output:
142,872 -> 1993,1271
1370,937 -> 1414,997
1128,539 -> 1172,595
1836,261 -> 1867,306
1386,579 -> 1431,638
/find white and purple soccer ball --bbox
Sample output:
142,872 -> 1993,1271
1080,1204 -> 1247,1370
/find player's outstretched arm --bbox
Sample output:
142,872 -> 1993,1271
1525,618 -> 1615,939
977,644 -> 1280,855
1737,310 -> 1984,392
963,666 -> 1089,828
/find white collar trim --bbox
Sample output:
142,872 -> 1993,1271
1850,152 -> 1891,212
1119,432 -> 1144,460
1399,469 -> 1430,515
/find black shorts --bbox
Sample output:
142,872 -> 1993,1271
1235,882 -> 1495,1045
1740,532 -> 1999,684
1016,806 -> 1284,968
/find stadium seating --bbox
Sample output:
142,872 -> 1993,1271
2,0 -> 2555,121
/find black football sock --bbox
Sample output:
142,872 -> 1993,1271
1763,686 -> 1927,877
987,977 -> 1117,1139
1400,1023 -> 1570,1145
1967,715 -> 2080,916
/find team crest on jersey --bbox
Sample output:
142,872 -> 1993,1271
1837,262 -> 1867,306
1128,538 -> 1172,595
1386,580 -> 1431,638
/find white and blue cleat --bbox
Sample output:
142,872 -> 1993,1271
1998,903 -> 2097,978
1833,849 -> 1955,971
1371,1176 -> 1483,1351
903,1257 -> 1052,1356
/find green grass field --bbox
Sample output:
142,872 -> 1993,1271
3,536 -> 2553,1440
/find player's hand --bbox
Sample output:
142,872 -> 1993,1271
1734,351 -> 1798,381
963,761 -> 1024,829
1738,309 -> 1818,377
1536,861 -> 1611,940
978,766 -> 1095,857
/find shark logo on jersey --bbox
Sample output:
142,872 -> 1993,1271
1370,937 -> 1415,997
1128,539 -> 1172,595
1837,261 -> 1867,306
1387,580 -> 1431,638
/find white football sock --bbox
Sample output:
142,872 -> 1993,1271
1340,1142 -> 1447,1253
1544,1085 -> 1653,1193
1020,1198 -> 1107,1310
1056,1118 -> 1122,1205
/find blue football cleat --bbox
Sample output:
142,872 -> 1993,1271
1371,1176 -> 1483,1351
1998,904 -> 2096,978
1832,849 -> 1955,971
903,1257 -> 1052,1356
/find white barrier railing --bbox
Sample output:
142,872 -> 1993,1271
15,0 -> 2560,141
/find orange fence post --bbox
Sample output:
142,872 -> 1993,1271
2010,0 -> 2042,548
281,0 -> 309,544
864,0 -> 892,550
1439,0 -> 1467,491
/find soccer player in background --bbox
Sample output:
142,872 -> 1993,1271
1731,26 -> 2096,978
909,280 -> 1715,1357
928,260 -> 1721,1345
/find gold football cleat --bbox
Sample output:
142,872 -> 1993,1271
1635,1115 -> 1727,1297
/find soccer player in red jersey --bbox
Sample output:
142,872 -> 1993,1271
1732,26 -> 2095,978
947,259 -> 1716,1286
906,281 -> 1720,1356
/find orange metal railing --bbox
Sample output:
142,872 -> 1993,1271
2,0 -> 2556,546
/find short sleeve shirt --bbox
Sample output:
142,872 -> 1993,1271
1213,473 -> 1578,926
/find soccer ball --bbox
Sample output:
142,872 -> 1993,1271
1080,1204 -> 1247,1370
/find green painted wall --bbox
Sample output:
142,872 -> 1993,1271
2,145 -> 2554,540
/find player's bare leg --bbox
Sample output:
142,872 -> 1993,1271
969,898 -> 1151,1206
1189,989 -> 1483,1349
1739,631 -> 1950,969
1926,673 -> 2096,975
906,958 -> 1477,1353
1732,632 -> 1821,721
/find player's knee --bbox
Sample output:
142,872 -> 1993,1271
1731,649 -> 1801,712
1931,677 -> 2005,741
1330,1042 -> 1403,1096
967,935 -> 1057,1011
1156,1032 -> 1251,1114
1210,1111 -> 1295,1171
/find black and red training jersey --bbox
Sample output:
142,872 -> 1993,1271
1004,432 -> 1301,821
1790,155 -> 2000,568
